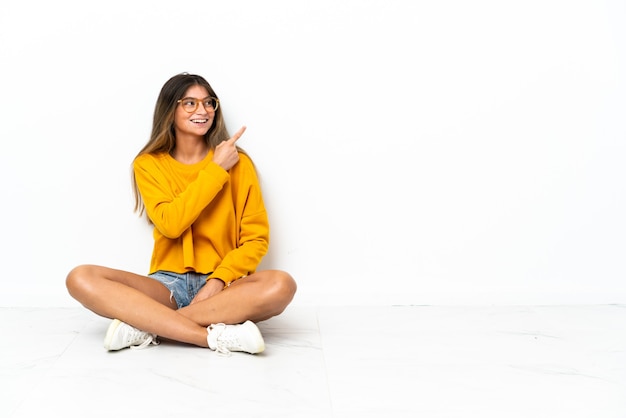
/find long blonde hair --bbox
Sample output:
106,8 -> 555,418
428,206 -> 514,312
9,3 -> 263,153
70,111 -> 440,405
131,73 -> 231,215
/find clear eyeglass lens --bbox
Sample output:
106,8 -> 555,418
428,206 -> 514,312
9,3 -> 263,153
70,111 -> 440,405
181,98 -> 216,112
181,100 -> 195,112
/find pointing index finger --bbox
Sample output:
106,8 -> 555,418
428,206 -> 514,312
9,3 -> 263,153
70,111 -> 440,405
229,125 -> 247,144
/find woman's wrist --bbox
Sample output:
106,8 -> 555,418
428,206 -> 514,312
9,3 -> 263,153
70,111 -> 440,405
207,277 -> 226,286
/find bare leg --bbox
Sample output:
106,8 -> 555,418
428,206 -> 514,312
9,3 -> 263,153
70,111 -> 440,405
66,265 -> 209,347
179,270 -> 297,326
66,265 -> 297,347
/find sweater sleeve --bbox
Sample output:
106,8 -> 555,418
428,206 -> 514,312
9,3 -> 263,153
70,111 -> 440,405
133,154 -> 230,239
209,208 -> 269,284
209,156 -> 269,284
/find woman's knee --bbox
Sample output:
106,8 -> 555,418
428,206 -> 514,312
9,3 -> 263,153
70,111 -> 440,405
278,270 -> 297,299
267,270 -> 297,307
66,264 -> 99,296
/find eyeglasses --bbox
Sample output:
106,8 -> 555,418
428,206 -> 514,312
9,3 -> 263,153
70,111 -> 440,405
177,97 -> 220,113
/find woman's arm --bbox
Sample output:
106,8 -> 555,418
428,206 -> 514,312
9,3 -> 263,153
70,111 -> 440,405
134,155 -> 230,238
208,155 -> 270,285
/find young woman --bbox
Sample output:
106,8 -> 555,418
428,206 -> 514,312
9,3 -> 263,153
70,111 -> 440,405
66,73 -> 296,355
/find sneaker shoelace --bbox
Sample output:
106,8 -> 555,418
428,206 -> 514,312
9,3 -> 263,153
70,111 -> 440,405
126,329 -> 159,350
211,323 -> 240,357
130,335 -> 159,350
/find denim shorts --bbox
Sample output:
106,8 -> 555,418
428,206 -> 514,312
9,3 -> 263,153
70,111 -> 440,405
149,271 -> 210,309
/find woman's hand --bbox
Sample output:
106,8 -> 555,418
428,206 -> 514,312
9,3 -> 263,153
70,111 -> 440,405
213,126 -> 246,171
190,278 -> 225,305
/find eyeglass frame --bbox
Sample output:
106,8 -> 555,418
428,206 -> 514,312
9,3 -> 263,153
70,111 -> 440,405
176,96 -> 220,113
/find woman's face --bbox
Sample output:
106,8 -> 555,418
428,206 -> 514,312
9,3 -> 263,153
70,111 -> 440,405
173,85 -> 215,139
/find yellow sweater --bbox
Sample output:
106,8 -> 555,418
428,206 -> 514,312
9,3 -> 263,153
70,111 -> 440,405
133,150 -> 269,285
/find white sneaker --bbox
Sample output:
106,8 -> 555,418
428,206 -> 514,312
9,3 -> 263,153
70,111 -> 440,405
104,319 -> 159,351
207,320 -> 265,355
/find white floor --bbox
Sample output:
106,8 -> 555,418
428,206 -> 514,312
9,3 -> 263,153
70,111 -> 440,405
1,305 -> 625,417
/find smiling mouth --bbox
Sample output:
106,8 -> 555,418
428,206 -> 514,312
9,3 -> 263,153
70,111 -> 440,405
191,119 -> 208,124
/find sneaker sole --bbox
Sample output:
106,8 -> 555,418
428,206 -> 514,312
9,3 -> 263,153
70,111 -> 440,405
103,319 -> 122,351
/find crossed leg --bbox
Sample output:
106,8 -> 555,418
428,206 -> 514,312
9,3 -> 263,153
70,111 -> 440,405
66,265 -> 297,348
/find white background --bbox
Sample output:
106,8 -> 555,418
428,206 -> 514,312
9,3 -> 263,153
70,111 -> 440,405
0,0 -> 624,307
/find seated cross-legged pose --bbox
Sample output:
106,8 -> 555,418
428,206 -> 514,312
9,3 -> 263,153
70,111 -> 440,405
66,73 -> 296,355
